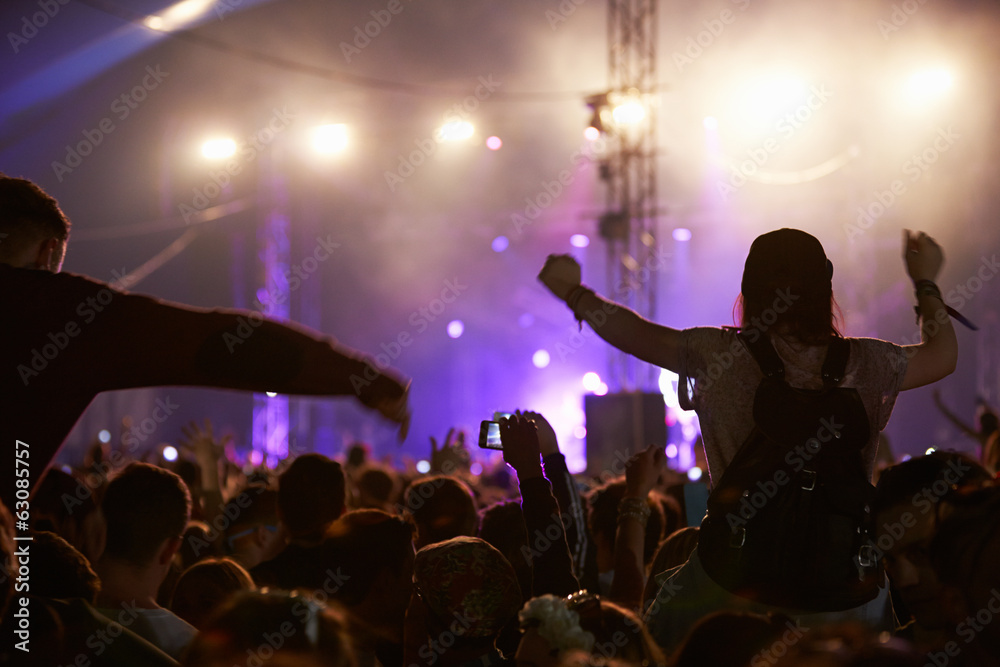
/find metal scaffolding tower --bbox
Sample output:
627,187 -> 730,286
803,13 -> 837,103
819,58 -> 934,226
596,0 -> 660,392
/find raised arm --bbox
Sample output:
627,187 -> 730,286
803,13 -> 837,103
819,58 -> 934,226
898,231 -> 958,391
538,254 -> 684,372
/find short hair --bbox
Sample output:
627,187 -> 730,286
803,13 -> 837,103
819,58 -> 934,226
102,463 -> 192,566
170,558 -> 255,630
278,454 -> 346,538
403,475 -> 478,547
181,590 -> 355,667
0,174 -> 71,260
355,466 -> 397,508
322,510 -> 415,607
224,486 -> 279,535
874,450 -> 991,514
29,531 -> 101,603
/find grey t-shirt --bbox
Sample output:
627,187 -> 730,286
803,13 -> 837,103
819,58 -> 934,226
680,327 -> 909,486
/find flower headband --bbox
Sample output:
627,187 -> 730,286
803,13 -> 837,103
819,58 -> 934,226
519,593 -> 596,653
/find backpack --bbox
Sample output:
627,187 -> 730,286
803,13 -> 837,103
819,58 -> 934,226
695,332 -> 882,611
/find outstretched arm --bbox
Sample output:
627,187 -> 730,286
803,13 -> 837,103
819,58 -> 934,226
538,255 -> 684,372
898,231 -> 958,391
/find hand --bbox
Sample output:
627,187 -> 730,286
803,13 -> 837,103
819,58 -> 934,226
903,230 -> 944,284
369,379 -> 411,442
179,419 -> 229,469
429,427 -> 469,474
624,444 -> 666,498
538,254 -> 582,302
499,415 -> 543,480
520,410 -> 560,457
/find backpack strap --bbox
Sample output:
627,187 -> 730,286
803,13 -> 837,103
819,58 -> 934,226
738,331 -> 785,380
821,336 -> 850,388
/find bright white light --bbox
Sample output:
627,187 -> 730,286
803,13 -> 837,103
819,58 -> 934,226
144,0 -> 213,32
416,460 -> 431,474
163,445 -> 178,462
470,462 -> 483,475
666,443 -> 678,458
595,383 -> 609,396
486,136 -> 503,150
673,228 -> 692,242
573,425 -> 587,439
532,350 -> 551,368
265,391 -> 277,398
925,447 -> 936,455
612,100 -> 645,125
687,466 -> 703,482
202,138 -> 237,159
492,235 -> 509,252
583,126 -> 601,141
437,120 -> 474,142
703,116 -> 718,130
570,234 -> 590,248
312,124 -> 348,153
98,429 -> 111,443
748,77 -> 806,116
904,69 -> 954,108
582,372 -> 602,392
447,320 -> 464,339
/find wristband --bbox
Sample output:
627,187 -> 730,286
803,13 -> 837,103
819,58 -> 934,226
912,280 -> 978,331
564,285 -> 595,331
617,496 -> 651,527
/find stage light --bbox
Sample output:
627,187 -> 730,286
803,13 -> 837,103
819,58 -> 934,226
470,462 -> 483,475
673,228 -> 692,242
570,234 -> 590,248
416,460 -> 431,473
573,425 -> 587,439
612,98 -> 645,125
905,68 -> 954,107
250,450 -> 263,466
532,350 -> 551,368
202,138 -> 236,159
98,429 -> 111,443
437,120 -> 474,142
925,447 -> 936,455
687,466 -> 703,482
312,124 -> 348,153
666,443 -> 678,458
492,235 -> 509,252
447,320 -> 464,339
265,391 -> 277,397
703,116 -> 718,130
584,126 -> 601,141
582,372 -> 602,392
163,445 -> 178,462
594,383 -> 609,396
144,0 -> 213,32
486,136 -> 503,150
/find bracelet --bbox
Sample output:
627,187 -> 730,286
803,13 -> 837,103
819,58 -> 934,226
565,285 -> 595,331
913,279 -> 943,301
617,496 -> 651,524
911,280 -> 979,331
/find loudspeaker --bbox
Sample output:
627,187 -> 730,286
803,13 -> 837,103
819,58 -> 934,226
584,392 -> 666,475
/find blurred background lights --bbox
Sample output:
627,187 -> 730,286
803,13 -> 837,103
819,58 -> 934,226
143,0 -> 214,32
570,234 -> 590,248
906,68 -> 954,106
486,136 -> 503,150
687,466 -> 703,482
665,443 -> 678,458
312,124 -> 348,153
201,138 -> 236,159
672,227 -> 692,242
612,99 -> 645,125
925,447 -> 937,455
583,126 -> 601,141
437,120 -> 474,142
532,349 -> 551,368
594,383 -> 609,396
265,391 -> 277,397
491,235 -> 509,252
702,115 -> 718,130
416,460 -> 431,473
98,429 -> 111,443
163,445 -> 178,462
447,320 -> 464,339
573,425 -> 587,439
470,462 -> 483,475
582,372 -> 602,392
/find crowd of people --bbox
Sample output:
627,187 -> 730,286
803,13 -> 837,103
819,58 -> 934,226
2,173 -> 999,666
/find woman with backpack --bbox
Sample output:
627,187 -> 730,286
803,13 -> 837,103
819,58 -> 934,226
537,228 -> 958,652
